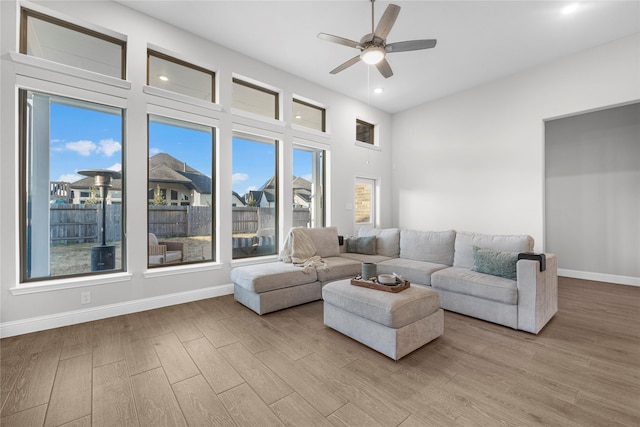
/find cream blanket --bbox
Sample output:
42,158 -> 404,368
279,228 -> 326,271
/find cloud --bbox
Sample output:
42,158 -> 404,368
301,173 -> 312,182
65,140 -> 96,156
97,139 -> 121,157
149,147 -> 162,156
245,185 -> 258,193
232,173 -> 248,184
107,163 -> 122,172
58,173 -> 82,183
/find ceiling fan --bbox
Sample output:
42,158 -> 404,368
318,0 -> 437,78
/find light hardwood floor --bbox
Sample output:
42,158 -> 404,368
1,277 -> 638,426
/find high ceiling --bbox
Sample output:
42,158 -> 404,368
117,1 -> 640,114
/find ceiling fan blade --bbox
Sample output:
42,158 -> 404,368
318,33 -> 360,49
330,56 -> 361,74
374,4 -> 401,40
386,39 -> 437,53
376,58 -> 393,78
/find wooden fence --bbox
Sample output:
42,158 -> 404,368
50,204 -> 311,245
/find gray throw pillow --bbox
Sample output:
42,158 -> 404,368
470,246 -> 518,280
346,236 -> 377,255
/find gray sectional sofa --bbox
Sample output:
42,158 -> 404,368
231,226 -> 557,334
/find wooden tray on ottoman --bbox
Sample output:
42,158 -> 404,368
350,278 -> 410,293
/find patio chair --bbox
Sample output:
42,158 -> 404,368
148,233 -> 184,265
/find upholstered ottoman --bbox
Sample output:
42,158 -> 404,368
322,279 -> 444,360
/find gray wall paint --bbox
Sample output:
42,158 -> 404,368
545,103 -> 640,278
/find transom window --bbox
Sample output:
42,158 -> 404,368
20,8 -> 126,79
147,50 -> 215,102
232,78 -> 279,120
293,99 -> 326,132
356,119 -> 375,145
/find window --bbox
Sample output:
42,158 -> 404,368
20,8 -> 126,79
293,145 -> 325,228
355,177 -> 376,228
232,78 -> 279,120
293,99 -> 326,132
232,132 -> 278,258
20,90 -> 125,281
147,50 -> 215,102
356,119 -> 375,145
148,115 -> 215,267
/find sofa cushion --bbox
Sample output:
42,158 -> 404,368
358,227 -> 400,257
322,280 -> 441,329
304,226 -> 340,258
431,267 -> 517,305
400,229 -> 456,265
315,257 -> 360,282
453,232 -> 533,269
346,236 -> 376,255
471,246 -> 518,280
377,258 -> 450,286
231,262 -> 318,293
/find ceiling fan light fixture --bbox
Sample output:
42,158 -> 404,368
361,46 -> 385,65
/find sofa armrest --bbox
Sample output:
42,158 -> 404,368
516,253 -> 558,334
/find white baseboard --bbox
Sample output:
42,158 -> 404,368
0,283 -> 234,338
558,269 -> 640,287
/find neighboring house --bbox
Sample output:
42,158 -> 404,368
69,177 -> 123,205
231,191 -> 246,207
148,153 -> 212,206
292,176 -> 311,208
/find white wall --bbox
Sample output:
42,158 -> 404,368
391,34 -> 640,255
0,0 -> 393,335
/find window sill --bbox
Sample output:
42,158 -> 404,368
355,140 -> 381,151
10,272 -> 133,295
143,85 -> 222,112
292,124 -> 331,140
231,108 -> 284,128
10,52 -> 131,90
143,261 -> 223,278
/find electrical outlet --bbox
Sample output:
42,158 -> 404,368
80,291 -> 91,305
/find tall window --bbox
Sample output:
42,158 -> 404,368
232,132 -> 278,258
293,99 -> 326,132
20,90 -> 125,281
355,177 -> 376,228
147,50 -> 215,102
20,8 -> 126,79
232,78 -> 279,120
148,116 -> 215,267
293,145 -> 325,228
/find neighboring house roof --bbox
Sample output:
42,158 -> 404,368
293,176 -> 312,203
148,153 -> 212,194
232,191 -> 246,206
70,176 -> 123,191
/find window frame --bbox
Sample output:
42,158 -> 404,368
18,89 -> 127,283
292,98 -> 326,132
20,8 -> 127,80
147,49 -> 216,102
147,114 -> 217,268
356,119 -> 375,145
354,177 -> 376,230
232,78 -> 280,120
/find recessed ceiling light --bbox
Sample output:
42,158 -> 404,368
295,115 -> 302,119
374,87 -> 383,94
159,75 -> 169,82
561,3 -> 579,15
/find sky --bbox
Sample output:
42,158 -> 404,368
49,100 -> 313,196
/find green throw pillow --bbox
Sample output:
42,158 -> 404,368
346,236 -> 377,255
470,246 -> 518,280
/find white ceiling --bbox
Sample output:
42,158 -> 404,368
117,1 -> 640,114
